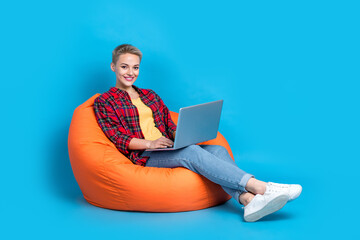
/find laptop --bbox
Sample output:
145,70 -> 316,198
145,100 -> 223,151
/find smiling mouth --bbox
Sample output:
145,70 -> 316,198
124,76 -> 134,81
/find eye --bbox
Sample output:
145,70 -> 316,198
134,66 -> 139,70
121,66 -> 127,69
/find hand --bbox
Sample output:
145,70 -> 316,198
148,137 -> 174,149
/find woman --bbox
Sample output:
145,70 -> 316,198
94,44 -> 302,222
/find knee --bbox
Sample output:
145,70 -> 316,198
189,144 -> 201,149
177,145 -> 202,158
216,145 -> 229,155
180,145 -> 204,162
183,144 -> 201,153
204,145 -> 229,155
215,146 -> 231,159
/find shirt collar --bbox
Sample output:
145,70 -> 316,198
110,85 -> 143,99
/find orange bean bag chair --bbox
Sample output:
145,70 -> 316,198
68,94 -> 235,212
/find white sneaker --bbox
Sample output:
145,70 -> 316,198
243,193 -> 289,222
266,182 -> 302,201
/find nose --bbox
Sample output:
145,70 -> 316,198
127,67 -> 134,76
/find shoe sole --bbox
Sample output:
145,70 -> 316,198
244,195 -> 288,222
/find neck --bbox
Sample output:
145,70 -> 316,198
115,83 -> 134,93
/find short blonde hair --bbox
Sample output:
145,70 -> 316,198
112,44 -> 142,64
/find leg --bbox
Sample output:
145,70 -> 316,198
144,145 -> 254,195
143,145 -> 299,222
198,145 -> 247,203
199,145 -> 269,195
197,146 -> 301,221
198,145 -> 237,166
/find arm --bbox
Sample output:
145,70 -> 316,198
94,99 -> 173,151
128,138 -> 151,150
94,99 -> 137,155
129,137 -> 174,150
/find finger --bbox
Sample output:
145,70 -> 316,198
163,138 -> 174,145
159,137 -> 173,145
155,143 -> 164,149
160,136 -> 173,141
159,143 -> 169,148
164,140 -> 173,146
158,141 -> 172,148
160,142 -> 171,147
156,138 -> 173,147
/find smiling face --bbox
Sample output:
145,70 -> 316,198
111,53 -> 140,91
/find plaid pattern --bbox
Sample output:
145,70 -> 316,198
94,85 -> 177,166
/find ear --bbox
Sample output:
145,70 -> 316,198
110,62 -> 115,72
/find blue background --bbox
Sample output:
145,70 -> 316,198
1,0 -> 359,239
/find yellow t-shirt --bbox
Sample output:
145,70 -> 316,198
131,97 -> 163,141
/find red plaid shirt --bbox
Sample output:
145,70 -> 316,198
94,85 -> 177,166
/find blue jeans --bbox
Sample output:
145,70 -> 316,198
142,144 -> 254,204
